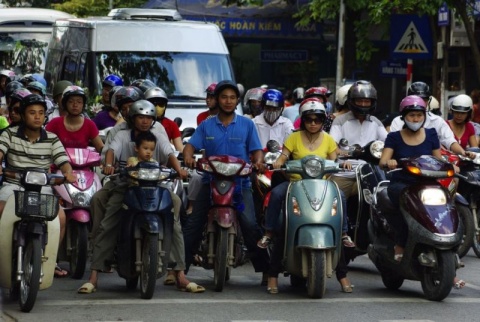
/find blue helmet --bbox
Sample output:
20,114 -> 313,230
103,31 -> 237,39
261,89 -> 284,109
103,74 -> 123,87
31,74 -> 47,87
26,81 -> 46,97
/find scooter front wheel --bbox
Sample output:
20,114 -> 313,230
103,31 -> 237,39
140,233 -> 159,299
19,236 -> 42,312
213,228 -> 228,292
472,208 -> 480,258
420,250 -> 455,301
306,250 -> 326,299
456,204 -> 474,258
68,221 -> 88,279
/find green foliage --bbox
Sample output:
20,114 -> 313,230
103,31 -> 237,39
52,0 -> 146,17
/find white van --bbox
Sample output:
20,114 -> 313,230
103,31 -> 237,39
0,8 -> 74,78
44,8 -> 238,130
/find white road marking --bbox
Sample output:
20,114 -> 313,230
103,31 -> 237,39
39,297 -> 480,306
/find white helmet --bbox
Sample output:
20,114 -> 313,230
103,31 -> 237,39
450,94 -> 473,113
299,98 -> 326,117
336,84 -> 352,106
428,96 -> 439,111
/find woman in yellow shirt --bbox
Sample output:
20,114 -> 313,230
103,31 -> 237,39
258,98 -> 353,294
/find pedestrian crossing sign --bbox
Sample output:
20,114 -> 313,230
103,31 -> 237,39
390,14 -> 432,60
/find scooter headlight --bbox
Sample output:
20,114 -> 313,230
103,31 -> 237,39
24,171 -> 48,185
304,158 -> 323,178
420,188 -> 447,206
66,184 -> 98,207
210,161 -> 242,176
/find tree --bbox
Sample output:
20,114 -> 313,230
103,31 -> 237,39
52,0 -> 145,17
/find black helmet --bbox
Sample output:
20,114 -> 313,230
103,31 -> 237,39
131,79 -> 156,93
19,93 -> 47,114
108,85 -> 123,108
61,85 -> 87,111
214,80 -> 240,97
112,86 -> 144,109
347,80 -> 377,115
8,88 -> 31,111
5,81 -> 24,100
407,82 -> 431,99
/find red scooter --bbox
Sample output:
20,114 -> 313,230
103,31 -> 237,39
196,155 -> 252,291
367,155 -> 463,301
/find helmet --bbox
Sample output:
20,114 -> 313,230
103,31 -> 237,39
19,93 -> 47,114
145,87 -> 169,118
243,87 -> 265,117
335,84 -> 352,106
237,83 -> 245,98
407,82 -> 431,99
399,95 -> 426,116
102,74 -> 123,87
205,83 -> 217,95
31,74 -> 47,87
293,87 -> 305,103
127,100 -> 156,127
0,69 -> 15,83
451,94 -> 473,120
26,81 -> 46,97
304,86 -> 332,101
299,98 -> 327,117
428,96 -> 441,116
53,80 -> 73,98
112,86 -> 144,109
19,74 -> 35,86
8,88 -> 31,110
108,85 -> 123,108
347,80 -> 377,115
131,79 -> 156,93
62,85 -> 86,110
214,80 -> 240,97
5,81 -> 24,100
261,89 -> 284,124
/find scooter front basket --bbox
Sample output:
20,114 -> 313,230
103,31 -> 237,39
14,191 -> 59,221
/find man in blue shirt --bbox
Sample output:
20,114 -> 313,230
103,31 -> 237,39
183,80 -> 268,282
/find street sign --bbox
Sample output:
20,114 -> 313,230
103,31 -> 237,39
438,2 -> 449,26
390,14 -> 432,60
260,50 -> 308,62
379,60 -> 407,78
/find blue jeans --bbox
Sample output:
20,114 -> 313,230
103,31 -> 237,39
183,183 -> 268,273
265,181 -> 348,233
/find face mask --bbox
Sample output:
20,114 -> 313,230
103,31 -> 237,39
404,120 -> 423,132
264,110 -> 281,124
156,105 -> 166,118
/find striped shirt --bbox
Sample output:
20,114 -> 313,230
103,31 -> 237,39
0,125 -> 69,184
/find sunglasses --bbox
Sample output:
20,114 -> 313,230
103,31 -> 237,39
303,117 -> 323,124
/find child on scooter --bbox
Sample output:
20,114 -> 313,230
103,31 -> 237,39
127,131 -> 158,167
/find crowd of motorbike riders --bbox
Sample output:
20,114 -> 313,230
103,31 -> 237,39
0,67 -> 477,296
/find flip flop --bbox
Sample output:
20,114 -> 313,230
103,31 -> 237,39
177,282 -> 205,293
163,274 -> 176,286
454,279 -> 466,289
54,265 -> 70,278
77,282 -> 97,294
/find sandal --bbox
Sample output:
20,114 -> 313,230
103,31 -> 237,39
454,278 -> 466,290
257,235 -> 272,249
342,235 -> 355,248
54,264 -> 69,278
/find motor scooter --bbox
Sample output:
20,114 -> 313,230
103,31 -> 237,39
277,155 -> 343,298
196,155 -> 252,292
438,148 -> 475,258
0,168 -> 64,312
366,155 -> 463,301
450,147 -> 480,257
113,162 -> 175,299
337,139 -> 385,263
53,147 -> 102,279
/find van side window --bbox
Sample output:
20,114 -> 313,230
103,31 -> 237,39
61,55 -> 77,83
77,52 -> 87,87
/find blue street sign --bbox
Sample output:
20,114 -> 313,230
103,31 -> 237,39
390,14 -> 432,60
438,2 -> 449,26
380,60 -> 407,78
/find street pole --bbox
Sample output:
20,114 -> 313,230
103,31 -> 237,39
109,0 -> 113,10
406,59 -> 413,96
336,0 -> 345,90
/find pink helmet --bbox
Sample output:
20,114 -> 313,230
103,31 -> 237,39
399,95 -> 426,116
304,86 -> 332,101
205,83 -> 217,95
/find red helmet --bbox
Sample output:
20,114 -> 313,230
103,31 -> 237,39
304,87 -> 332,101
205,83 -> 217,95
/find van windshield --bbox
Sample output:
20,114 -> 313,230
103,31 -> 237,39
95,52 -> 233,99
0,32 -> 50,76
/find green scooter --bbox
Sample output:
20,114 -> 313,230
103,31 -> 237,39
275,154 -> 343,298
